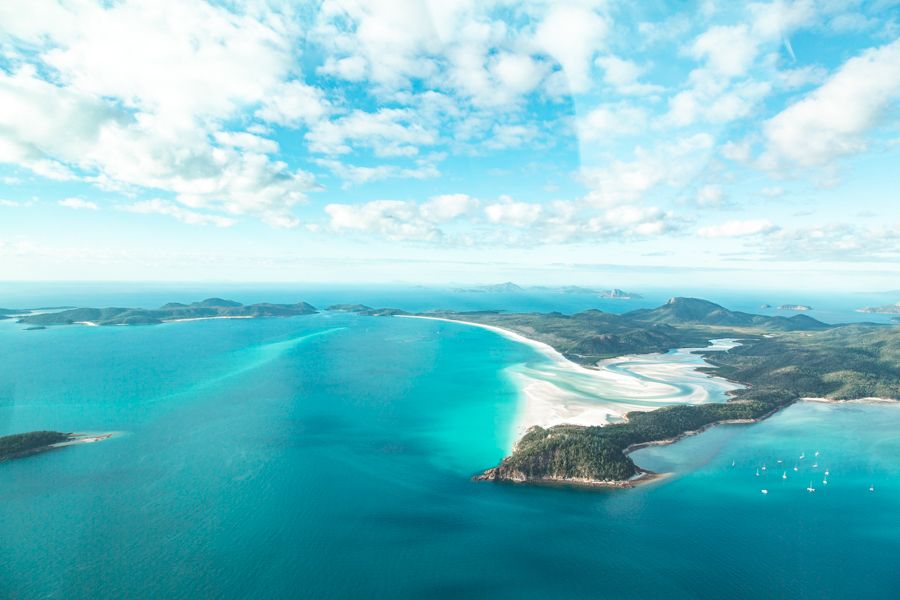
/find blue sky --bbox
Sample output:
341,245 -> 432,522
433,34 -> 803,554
0,0 -> 898,290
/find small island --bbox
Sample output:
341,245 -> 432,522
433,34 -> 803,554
777,304 -> 812,311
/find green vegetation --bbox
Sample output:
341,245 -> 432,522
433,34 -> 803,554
424,297 -> 829,363
463,298 -> 899,486
0,431 -> 72,461
17,298 -> 318,327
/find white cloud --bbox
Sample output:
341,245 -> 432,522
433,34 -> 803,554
762,222 -> 900,261
58,197 -> 98,210
485,124 -> 538,150
121,199 -> 236,227
315,158 -> 440,187
581,134 -> 714,207
484,197 -> 542,227
690,25 -> 759,78
762,39 -> 900,169
306,108 -> 438,156
0,2 -> 317,227
696,185 -> 725,207
595,55 -> 664,95
420,193 -> 479,222
255,80 -> 330,128
698,219 -> 778,238
325,193 -> 477,242
534,5 -> 607,93
578,104 -> 648,140
32,0 -> 295,125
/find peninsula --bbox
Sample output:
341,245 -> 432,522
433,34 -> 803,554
345,297 -> 898,487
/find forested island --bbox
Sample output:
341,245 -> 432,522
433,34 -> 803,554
9,298 -> 317,326
0,431 -> 73,461
344,297 -> 898,487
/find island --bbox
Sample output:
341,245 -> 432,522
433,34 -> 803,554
777,304 -> 812,311
858,302 -> 900,315
600,288 -> 642,299
15,298 -> 317,327
454,282 -> 525,293
346,297 -> 898,488
0,431 -> 115,462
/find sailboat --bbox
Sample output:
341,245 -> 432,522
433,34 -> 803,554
822,478 -> 828,486
761,464 -> 767,471
782,471 -> 787,480
731,460 -> 735,467
755,469 -> 760,477
812,462 -> 819,469
799,452 -> 806,460
814,450 -> 820,457
793,465 -> 799,472
824,469 -> 830,476
761,489 -> 768,495
870,484 -> 875,492
806,482 -> 816,493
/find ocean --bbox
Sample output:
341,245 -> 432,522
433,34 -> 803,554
1,285 -> 898,598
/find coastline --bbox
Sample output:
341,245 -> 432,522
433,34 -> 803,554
399,314 -> 742,447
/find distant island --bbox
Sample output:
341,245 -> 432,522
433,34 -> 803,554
454,282 -> 525,293
454,282 -> 642,299
340,297 -> 897,488
777,304 -> 812,311
11,298 -> 318,327
858,302 -> 900,315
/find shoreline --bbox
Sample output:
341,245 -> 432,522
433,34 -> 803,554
399,314 -> 742,448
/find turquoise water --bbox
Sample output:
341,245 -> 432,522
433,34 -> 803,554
1,308 -> 899,598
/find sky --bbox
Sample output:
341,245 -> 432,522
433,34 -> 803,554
0,0 -> 898,290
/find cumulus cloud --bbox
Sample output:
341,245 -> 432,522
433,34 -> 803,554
58,197 -> 99,210
534,5 -> 608,93
595,55 -> 664,95
762,39 -> 900,169
325,193 -> 479,242
698,219 -> 778,238
306,108 -> 438,157
0,1 -> 318,227
484,197 -> 543,227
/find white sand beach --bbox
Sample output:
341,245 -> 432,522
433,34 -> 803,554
400,315 -> 743,449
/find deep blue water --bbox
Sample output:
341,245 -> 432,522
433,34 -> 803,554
1,286 -> 899,599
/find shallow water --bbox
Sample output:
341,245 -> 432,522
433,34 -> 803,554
1,307 -> 898,598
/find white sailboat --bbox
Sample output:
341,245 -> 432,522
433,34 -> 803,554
799,452 -> 805,460
782,471 -> 787,480
761,489 -> 768,495
806,482 -> 816,493
822,478 -> 828,485
761,464 -> 767,471
870,484 -> 875,492
793,465 -> 799,472
824,469 -> 830,476
755,469 -> 760,477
